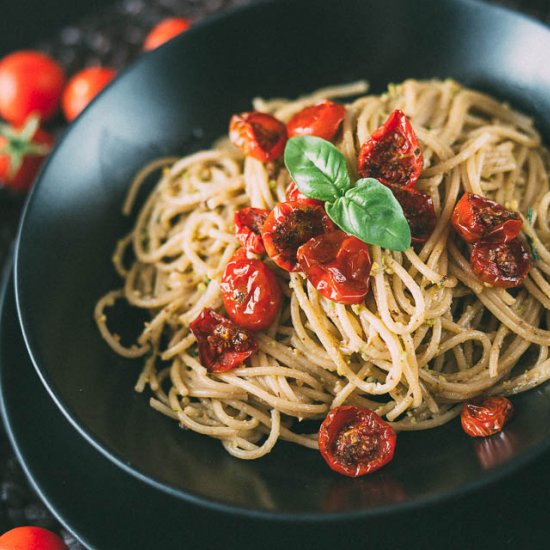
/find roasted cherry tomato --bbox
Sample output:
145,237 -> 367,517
0,526 -> 67,550
451,192 -> 522,244
143,17 -> 192,51
358,109 -> 423,187
285,180 -> 323,206
0,117 -> 53,192
261,201 -> 334,271
229,112 -> 287,163
189,308 -> 257,372
461,396 -> 514,437
286,100 -> 346,141
386,183 -> 437,245
234,207 -> 268,254
0,50 -> 65,125
318,406 -> 396,477
62,67 -> 117,121
470,238 -> 530,288
297,230 -> 371,304
221,250 -> 282,331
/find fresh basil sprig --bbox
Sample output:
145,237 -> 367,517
326,178 -> 411,251
284,136 -> 411,251
284,136 -> 350,201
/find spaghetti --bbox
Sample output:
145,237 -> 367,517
95,79 -> 550,461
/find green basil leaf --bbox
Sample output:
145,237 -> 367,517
284,136 -> 351,202
325,178 -> 411,251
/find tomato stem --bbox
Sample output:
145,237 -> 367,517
0,115 -> 50,178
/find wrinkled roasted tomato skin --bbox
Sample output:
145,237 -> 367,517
234,207 -> 269,254
286,100 -> 346,142
357,109 -> 423,187
297,230 -> 371,304
221,251 -> 282,331
261,201 -> 334,272
318,406 -> 396,477
229,111 -> 287,163
451,193 -> 522,244
470,238 -> 531,288
189,308 -> 257,372
386,183 -> 436,244
285,180 -> 323,206
461,397 -> 514,437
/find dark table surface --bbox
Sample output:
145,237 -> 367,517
1,1 -> 550,548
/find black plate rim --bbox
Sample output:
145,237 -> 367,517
11,0 -> 550,521
0,370 -> 94,549
0,266 -> 94,548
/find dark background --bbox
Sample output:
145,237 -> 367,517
2,1 -> 114,54
1,0 -> 550,548
1,0 -> 550,56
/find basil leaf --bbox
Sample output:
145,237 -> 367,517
325,178 -> 411,251
284,136 -> 351,202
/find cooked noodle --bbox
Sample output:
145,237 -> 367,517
95,79 -> 550,459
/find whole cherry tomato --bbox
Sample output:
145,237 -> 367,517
261,201 -> 334,271
297,230 -> 371,304
386,183 -> 437,245
0,117 -> 53,192
234,207 -> 269,254
358,109 -> 423,187
286,100 -> 346,141
189,308 -> 257,372
451,192 -> 522,244
229,112 -> 287,163
143,17 -> 192,51
461,396 -> 514,437
0,526 -> 67,550
62,67 -> 117,121
285,180 -> 323,206
318,406 -> 397,477
0,51 -> 65,125
470,238 -> 530,288
221,250 -> 282,331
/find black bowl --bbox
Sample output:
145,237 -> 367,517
14,0 -> 550,518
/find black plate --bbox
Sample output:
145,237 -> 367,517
13,0 -> 550,517
2,272 -> 550,547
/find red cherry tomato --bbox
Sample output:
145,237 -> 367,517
358,109 -> 423,187
286,100 -> 346,141
470,238 -> 530,288
0,117 -> 53,192
143,17 -> 192,51
0,526 -> 67,550
221,250 -> 282,331
189,308 -> 257,372
234,207 -> 268,254
451,192 -> 522,244
0,51 -> 65,125
261,201 -> 334,271
297,230 -> 371,304
318,406 -> 397,477
386,183 -> 437,245
62,67 -> 117,121
229,112 -> 287,163
461,396 -> 514,437
285,181 -> 323,206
